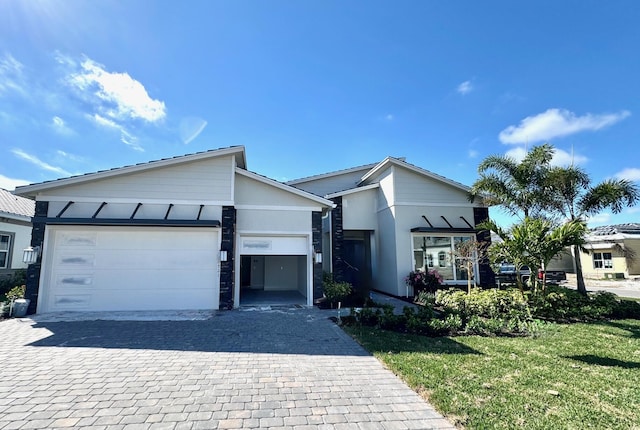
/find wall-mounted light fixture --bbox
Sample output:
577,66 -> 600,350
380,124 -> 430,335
220,250 -> 228,262
314,252 -> 322,264
22,246 -> 41,265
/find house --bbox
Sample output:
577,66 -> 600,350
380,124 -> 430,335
287,157 -> 493,297
0,188 -> 35,277
578,223 -> 640,279
15,147 -> 334,314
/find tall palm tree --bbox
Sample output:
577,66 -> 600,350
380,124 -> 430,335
545,166 -> 640,294
469,144 -> 555,219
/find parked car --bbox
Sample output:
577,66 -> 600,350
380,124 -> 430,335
537,269 -> 567,283
496,264 -> 531,284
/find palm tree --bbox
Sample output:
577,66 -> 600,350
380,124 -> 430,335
545,166 -> 640,294
469,144 -> 555,219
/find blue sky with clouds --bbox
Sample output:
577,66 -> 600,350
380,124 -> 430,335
1,1 -> 638,227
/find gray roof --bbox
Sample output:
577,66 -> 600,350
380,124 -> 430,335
590,223 -> 640,236
0,188 -> 35,218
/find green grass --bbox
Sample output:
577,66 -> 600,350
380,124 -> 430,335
345,320 -> 640,429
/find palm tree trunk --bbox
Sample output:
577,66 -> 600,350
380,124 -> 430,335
573,245 -> 587,295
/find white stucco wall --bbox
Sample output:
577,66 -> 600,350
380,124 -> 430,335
393,167 -> 470,205
0,220 -> 32,270
236,209 -> 311,233
35,155 -> 235,203
374,207 -> 398,295
342,189 -> 377,230
289,167 -> 373,197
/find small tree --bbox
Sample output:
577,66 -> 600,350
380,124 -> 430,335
451,238 -> 489,294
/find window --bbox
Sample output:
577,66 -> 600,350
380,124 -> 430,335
412,234 -> 476,282
593,252 -> 613,269
0,234 -> 10,269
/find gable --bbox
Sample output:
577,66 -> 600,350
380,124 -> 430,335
235,171 -> 332,210
27,155 -> 235,204
288,165 -> 375,197
393,166 -> 473,205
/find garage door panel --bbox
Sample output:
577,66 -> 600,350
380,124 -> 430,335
44,226 -> 220,313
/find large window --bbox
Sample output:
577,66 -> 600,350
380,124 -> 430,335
0,234 -> 10,269
412,234 -> 476,283
593,252 -> 613,269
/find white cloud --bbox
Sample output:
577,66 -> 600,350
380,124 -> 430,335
89,114 -> 144,152
505,146 -> 587,166
468,149 -> 479,158
0,53 -> 26,96
499,108 -> 631,144
615,168 -> 640,182
56,150 -> 84,163
586,212 -> 611,227
179,117 -> 208,145
385,114 -> 394,121
0,174 -> 31,191
50,116 -> 75,136
457,80 -> 473,95
627,207 -> 640,214
12,149 -> 72,176
69,58 -> 166,122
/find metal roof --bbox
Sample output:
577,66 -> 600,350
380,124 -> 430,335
590,223 -> 640,236
0,188 -> 35,218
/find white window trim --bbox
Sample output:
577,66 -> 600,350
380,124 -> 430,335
593,252 -> 613,269
410,233 -> 478,284
0,232 -> 12,269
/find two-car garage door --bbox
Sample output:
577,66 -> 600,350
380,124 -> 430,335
40,226 -> 219,313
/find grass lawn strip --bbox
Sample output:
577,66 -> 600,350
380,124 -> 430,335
345,319 -> 640,430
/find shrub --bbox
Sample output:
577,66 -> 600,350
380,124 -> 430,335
415,290 -> 437,306
324,281 -> 352,305
5,285 -> 26,302
437,287 -> 531,321
0,269 -> 26,299
405,269 -> 443,294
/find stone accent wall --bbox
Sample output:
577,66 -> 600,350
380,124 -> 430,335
219,206 -> 236,309
25,201 -> 48,314
330,197 -> 345,282
312,211 -> 323,301
474,207 -> 495,286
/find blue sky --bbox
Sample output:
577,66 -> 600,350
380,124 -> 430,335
1,1 -> 638,227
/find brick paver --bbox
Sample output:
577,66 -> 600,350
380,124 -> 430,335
0,308 -> 454,429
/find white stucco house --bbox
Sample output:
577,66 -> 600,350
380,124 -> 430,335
15,147 -> 492,314
287,156 -> 493,297
15,147 -> 333,314
0,188 -> 35,276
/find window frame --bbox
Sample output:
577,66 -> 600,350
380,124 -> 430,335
593,252 -> 613,269
411,233 -> 478,284
0,232 -> 12,269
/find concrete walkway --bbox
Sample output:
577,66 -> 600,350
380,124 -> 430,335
0,307 -> 454,430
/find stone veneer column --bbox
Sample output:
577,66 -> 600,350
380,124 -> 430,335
330,197 -> 345,283
474,207 -> 495,286
312,211 -> 323,301
219,206 -> 236,310
25,201 -> 48,314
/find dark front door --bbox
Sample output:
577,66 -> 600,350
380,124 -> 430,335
342,231 -> 372,297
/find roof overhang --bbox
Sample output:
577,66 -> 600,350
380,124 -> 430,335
236,168 -> 335,209
325,183 -> 379,199
411,227 -> 477,234
15,146 -> 247,197
0,211 -> 32,223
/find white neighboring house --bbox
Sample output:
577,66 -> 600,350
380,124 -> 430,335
0,188 -> 35,276
287,156 -> 493,297
15,147 -> 333,314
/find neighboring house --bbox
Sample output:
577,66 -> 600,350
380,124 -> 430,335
15,147 -> 334,314
287,156 -> 493,297
0,188 -> 35,276
578,223 -> 640,279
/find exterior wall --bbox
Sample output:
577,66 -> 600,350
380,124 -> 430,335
579,246 -> 626,278
236,209 -> 311,232
374,206 -> 398,295
25,201 -> 48,314
546,249 -> 575,273
312,211 -> 323,300
393,167 -> 471,205
342,189 -> 377,230
376,169 -> 395,209
624,239 -> 640,275
34,155 -> 235,203
235,174 -> 323,208
289,167 -> 373,197
219,206 -> 235,310
330,197 -> 345,283
0,219 -> 32,271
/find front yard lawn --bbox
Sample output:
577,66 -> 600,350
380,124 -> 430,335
345,319 -> 640,429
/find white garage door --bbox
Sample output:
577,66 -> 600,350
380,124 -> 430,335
41,226 -> 219,313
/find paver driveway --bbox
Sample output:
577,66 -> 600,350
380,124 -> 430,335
0,307 -> 454,430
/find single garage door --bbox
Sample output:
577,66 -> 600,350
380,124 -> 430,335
41,226 -> 219,313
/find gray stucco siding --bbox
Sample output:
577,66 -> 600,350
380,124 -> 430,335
34,156 -> 235,203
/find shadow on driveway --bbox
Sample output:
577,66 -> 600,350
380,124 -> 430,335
27,309 -> 371,356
